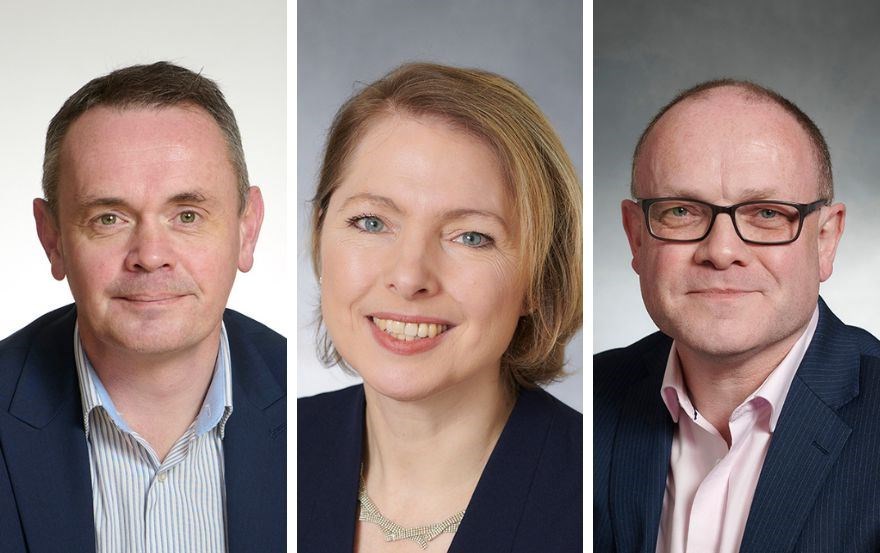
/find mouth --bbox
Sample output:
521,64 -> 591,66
115,294 -> 187,305
690,288 -> 753,294
371,316 -> 450,342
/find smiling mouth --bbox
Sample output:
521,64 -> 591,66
371,317 -> 449,342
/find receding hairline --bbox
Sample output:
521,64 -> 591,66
631,79 -> 833,201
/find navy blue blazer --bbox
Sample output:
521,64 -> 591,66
298,384 -> 582,552
595,298 -> 880,552
0,305 -> 286,553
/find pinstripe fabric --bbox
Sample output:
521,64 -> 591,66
74,323 -> 233,553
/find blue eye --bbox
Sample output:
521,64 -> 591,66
456,231 -> 492,248
352,215 -> 385,233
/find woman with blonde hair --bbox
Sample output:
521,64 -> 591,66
298,62 -> 582,552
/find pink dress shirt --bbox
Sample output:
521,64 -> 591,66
655,307 -> 819,553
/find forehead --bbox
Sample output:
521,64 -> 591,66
635,88 -> 820,201
336,113 -> 512,216
57,105 -> 236,206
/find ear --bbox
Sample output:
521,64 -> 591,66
237,186 -> 265,272
817,202 -> 845,282
621,199 -> 645,275
33,199 -> 67,281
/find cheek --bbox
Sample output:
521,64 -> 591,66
639,246 -> 684,294
320,236 -> 380,317
63,237 -> 121,293
451,257 -> 523,333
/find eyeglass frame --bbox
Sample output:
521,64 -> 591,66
636,197 -> 830,245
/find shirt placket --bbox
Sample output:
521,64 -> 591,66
143,427 -> 197,553
685,401 -> 761,553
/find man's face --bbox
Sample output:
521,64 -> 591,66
35,105 -> 263,361
622,88 -> 845,363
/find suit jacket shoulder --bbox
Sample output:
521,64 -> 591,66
298,384 -> 582,553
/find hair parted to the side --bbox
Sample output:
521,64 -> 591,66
631,78 -> 833,201
43,61 -> 250,216
310,62 -> 582,389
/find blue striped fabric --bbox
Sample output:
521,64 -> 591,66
73,323 -> 233,553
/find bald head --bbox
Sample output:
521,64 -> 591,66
631,80 -> 832,202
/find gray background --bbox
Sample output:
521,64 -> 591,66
297,0 -> 583,411
0,0 -> 286,339
595,0 -> 880,353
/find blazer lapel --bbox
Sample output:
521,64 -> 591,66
449,388 -> 561,553
222,317 -> 286,553
0,307 -> 96,552
609,339 -> 674,553
740,302 -> 857,553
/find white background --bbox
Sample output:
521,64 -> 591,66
0,0 -> 287,339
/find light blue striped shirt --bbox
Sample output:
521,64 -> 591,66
74,323 -> 233,553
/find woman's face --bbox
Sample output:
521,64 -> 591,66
319,114 -> 526,401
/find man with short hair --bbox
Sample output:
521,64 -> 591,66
595,80 -> 880,552
0,62 -> 285,552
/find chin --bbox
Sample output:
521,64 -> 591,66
104,318 -> 206,355
360,368 -> 452,403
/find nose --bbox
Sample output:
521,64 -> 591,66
124,220 -> 174,273
693,213 -> 752,269
384,234 -> 440,299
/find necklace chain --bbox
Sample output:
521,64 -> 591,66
357,472 -> 465,550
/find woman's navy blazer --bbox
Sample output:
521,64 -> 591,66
298,384 -> 582,552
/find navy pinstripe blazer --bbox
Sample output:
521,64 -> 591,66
298,384 -> 582,552
594,298 -> 880,552
0,305 -> 286,553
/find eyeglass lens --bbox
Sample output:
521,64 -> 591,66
647,200 -> 802,243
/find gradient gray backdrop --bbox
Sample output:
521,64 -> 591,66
595,0 -> 880,354
298,0 -> 583,411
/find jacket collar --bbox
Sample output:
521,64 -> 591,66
220,310 -> 286,553
1,305 -> 96,552
739,298 -> 858,552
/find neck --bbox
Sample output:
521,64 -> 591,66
81,325 -> 221,461
675,328 -> 805,446
363,370 -> 514,511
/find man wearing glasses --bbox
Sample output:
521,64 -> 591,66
594,80 -> 880,552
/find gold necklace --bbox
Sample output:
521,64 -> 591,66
357,471 -> 465,550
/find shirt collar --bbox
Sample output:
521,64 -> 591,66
74,322 -> 234,438
661,305 -> 819,431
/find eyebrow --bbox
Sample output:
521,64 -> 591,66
74,190 -> 211,212
339,193 -> 510,230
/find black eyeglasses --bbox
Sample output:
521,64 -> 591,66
637,197 -> 828,245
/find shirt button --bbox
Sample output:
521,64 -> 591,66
157,473 -> 167,483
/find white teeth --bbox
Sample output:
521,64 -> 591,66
372,317 -> 448,342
